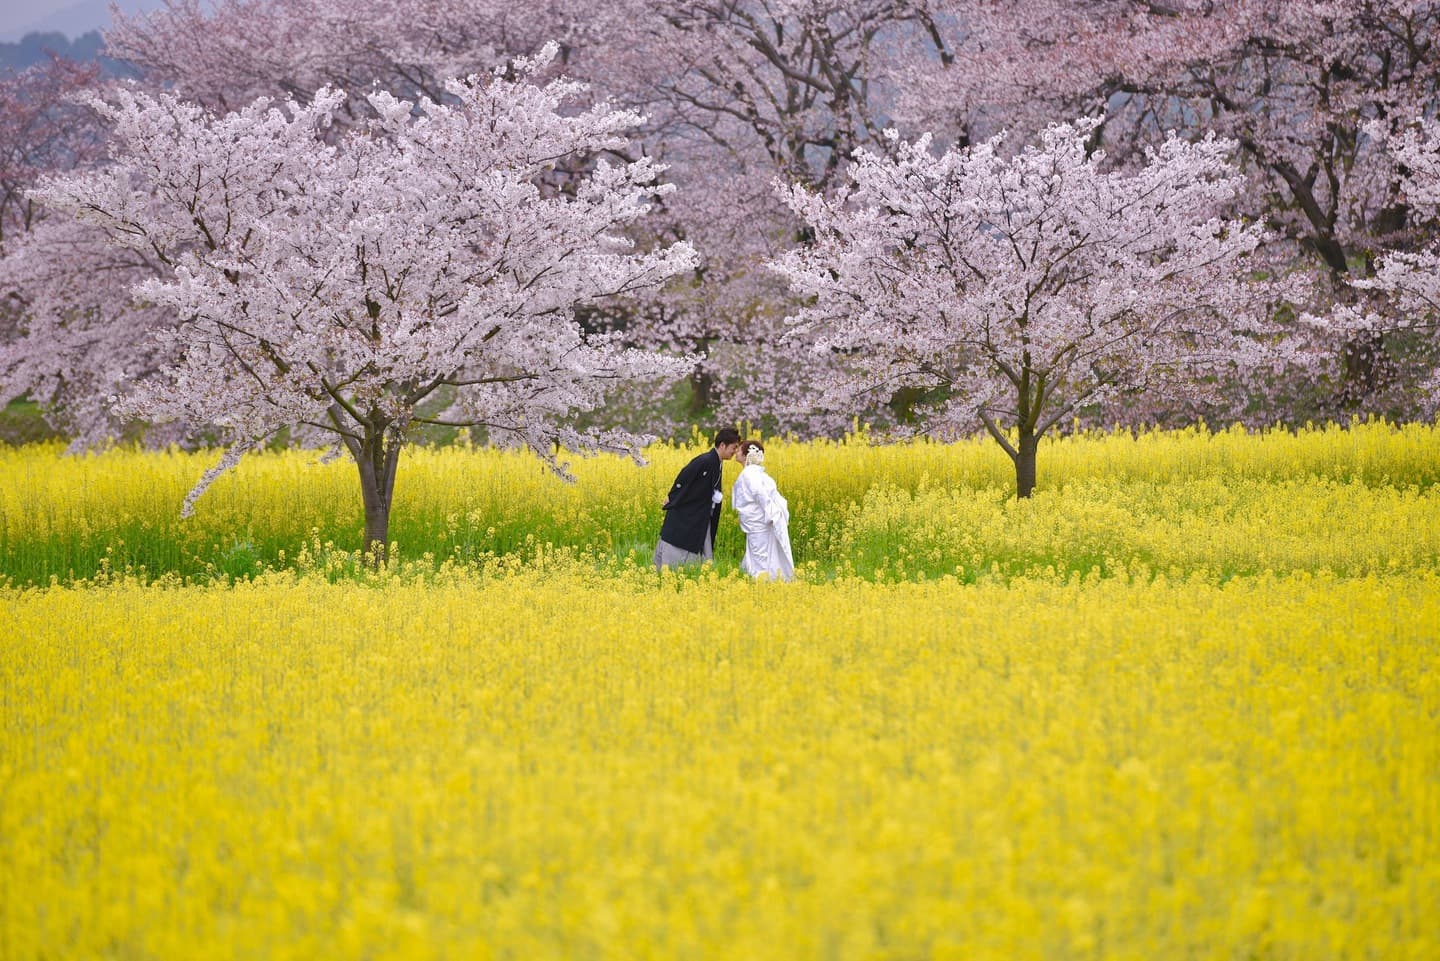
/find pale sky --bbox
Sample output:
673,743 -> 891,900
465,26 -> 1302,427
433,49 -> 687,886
0,0 -> 157,43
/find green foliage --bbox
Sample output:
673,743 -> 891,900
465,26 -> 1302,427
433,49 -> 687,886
0,399 -> 60,445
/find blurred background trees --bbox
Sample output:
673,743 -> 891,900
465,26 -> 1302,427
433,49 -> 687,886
2,0 -> 1439,449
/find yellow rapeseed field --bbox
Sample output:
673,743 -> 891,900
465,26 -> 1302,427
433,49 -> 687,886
2,424 -> 1439,958
2,420 -> 1439,581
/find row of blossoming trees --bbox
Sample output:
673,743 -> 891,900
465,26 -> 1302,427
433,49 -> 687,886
1,1 -> 1438,542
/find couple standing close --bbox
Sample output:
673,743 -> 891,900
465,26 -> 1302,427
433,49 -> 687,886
652,427 -> 795,580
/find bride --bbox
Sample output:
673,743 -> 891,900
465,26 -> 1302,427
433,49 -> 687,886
731,439 -> 795,581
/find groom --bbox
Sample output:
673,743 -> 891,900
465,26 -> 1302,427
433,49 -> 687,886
653,427 -> 742,569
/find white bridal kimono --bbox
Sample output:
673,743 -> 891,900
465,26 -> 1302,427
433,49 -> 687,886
731,463 -> 795,581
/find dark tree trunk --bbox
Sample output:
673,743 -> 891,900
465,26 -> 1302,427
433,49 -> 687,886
887,385 -> 928,425
1339,329 -> 1394,410
1014,428 -> 1039,499
978,396 -> 1042,501
688,365 -> 715,416
1270,155 -> 1394,410
353,426 -> 401,561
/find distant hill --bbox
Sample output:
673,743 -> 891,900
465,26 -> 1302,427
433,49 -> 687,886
1,30 -> 102,70
0,0 -> 154,45
0,0 -> 155,73
0,30 -> 138,78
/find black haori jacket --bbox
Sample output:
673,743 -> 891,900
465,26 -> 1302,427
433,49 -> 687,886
659,448 -> 723,554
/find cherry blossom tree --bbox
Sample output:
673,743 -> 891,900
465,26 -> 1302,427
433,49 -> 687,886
0,56 -> 103,245
1348,118 -> 1440,407
1124,0 -> 1440,412
906,0 -> 1440,418
0,215 -> 179,448
3,2 -> 615,453
590,0 -> 961,434
99,0 -> 976,436
32,46 -> 697,551
772,118 -> 1269,497
0,56 -> 156,444
103,0 -> 592,110
22,0 -> 1426,444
